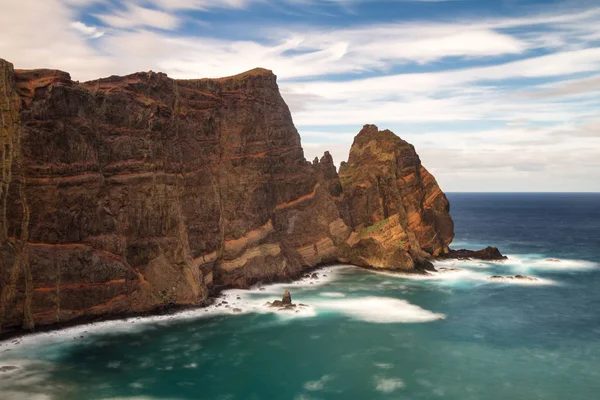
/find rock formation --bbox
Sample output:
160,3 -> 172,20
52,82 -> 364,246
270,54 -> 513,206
0,58 -> 454,335
266,290 -> 296,309
444,247 -> 507,260
282,290 -> 292,305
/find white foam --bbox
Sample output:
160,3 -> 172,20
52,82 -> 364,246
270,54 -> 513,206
107,361 -> 121,369
319,292 -> 346,298
217,289 -> 317,319
505,255 -> 597,271
129,382 -> 144,389
315,297 -> 445,323
1,392 -> 53,400
0,304 -> 235,353
434,259 -> 492,269
374,376 -> 405,393
249,265 -> 351,294
102,397 -> 170,400
485,276 -> 555,285
0,359 -> 62,399
303,374 -> 333,391
369,267 -> 488,284
0,268 -> 346,352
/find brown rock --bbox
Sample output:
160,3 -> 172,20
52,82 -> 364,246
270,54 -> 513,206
339,124 -> 454,258
0,59 -> 455,334
282,290 -> 292,305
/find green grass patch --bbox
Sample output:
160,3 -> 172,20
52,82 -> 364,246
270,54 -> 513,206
360,218 -> 389,235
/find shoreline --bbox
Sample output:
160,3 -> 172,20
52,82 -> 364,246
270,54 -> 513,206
0,262 -> 348,343
0,251 -> 504,343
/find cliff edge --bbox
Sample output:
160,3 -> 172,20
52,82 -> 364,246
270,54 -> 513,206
0,58 -> 453,334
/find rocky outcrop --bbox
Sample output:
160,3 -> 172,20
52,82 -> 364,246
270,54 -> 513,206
266,290 -> 296,309
444,247 -> 507,260
339,125 -> 454,269
0,58 -> 454,335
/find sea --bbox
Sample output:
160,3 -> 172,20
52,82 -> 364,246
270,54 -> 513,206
1,193 -> 599,400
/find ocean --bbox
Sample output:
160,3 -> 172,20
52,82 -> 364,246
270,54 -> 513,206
1,193 -> 599,400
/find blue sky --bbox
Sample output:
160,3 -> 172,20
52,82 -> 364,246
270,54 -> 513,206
1,0 -> 599,191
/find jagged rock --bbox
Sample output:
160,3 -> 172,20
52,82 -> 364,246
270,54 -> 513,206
310,273 -> 319,279
445,247 -> 507,260
0,58 -> 454,334
414,259 -> 436,272
282,290 -> 292,305
268,291 -> 296,310
0,366 -> 19,373
232,308 -> 242,313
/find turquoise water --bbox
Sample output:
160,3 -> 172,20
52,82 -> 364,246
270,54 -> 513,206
1,193 -> 600,399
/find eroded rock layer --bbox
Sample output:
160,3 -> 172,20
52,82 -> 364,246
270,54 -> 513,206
0,58 -> 453,333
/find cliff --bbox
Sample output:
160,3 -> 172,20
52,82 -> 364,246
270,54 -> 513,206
0,58 -> 453,334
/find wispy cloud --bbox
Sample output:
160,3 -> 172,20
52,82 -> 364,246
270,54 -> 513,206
1,0 -> 598,191
95,4 -> 180,30
71,21 -> 104,38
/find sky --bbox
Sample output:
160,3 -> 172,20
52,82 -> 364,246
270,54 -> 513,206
1,0 -> 599,191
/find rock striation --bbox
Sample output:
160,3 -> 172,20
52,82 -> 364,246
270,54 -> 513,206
0,58 -> 454,334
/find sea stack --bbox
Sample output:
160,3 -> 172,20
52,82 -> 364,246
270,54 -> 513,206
0,58 -> 454,335
282,290 -> 292,305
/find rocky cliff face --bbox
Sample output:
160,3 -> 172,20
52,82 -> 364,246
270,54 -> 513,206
0,58 -> 453,334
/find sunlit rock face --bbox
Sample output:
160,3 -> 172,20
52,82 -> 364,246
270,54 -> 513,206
0,58 -> 453,334
339,125 -> 454,263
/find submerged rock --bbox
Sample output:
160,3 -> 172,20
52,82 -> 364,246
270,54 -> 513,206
488,275 -> 538,281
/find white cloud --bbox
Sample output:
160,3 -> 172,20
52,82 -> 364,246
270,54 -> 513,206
149,0 -> 251,10
0,0 -> 112,78
95,4 -> 179,30
1,0 -> 599,191
71,21 -> 104,38
521,74 -> 600,99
